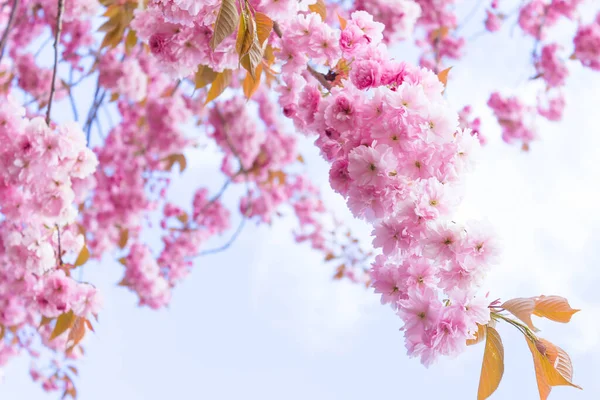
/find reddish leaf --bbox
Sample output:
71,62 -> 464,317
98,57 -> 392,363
501,297 -> 539,332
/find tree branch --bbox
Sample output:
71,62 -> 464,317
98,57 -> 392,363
45,0 -> 65,125
0,0 -> 19,64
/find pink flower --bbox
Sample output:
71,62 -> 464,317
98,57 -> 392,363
347,144 -> 397,187
350,59 -> 382,90
485,10 -> 502,32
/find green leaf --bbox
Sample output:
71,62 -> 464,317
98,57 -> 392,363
210,0 -> 239,50
50,311 -> 76,340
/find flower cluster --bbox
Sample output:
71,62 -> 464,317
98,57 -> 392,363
277,11 -> 499,364
573,12 -> 600,71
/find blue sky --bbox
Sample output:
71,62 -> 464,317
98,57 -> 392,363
2,1 -> 600,399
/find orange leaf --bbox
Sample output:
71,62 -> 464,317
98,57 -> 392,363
467,323 -> 486,346
525,336 -> 581,400
255,12 -> 273,46
308,0 -> 327,21
39,316 -> 54,328
437,67 -> 452,88
74,245 -> 90,267
118,228 -> 129,249
324,252 -> 336,261
50,311 -> 76,340
501,297 -> 539,332
477,326 -> 504,400
533,295 -> 580,324
67,317 -> 86,347
338,13 -> 347,30
205,70 -> 232,104
333,264 -> 345,280
163,153 -> 187,173
243,63 -> 263,99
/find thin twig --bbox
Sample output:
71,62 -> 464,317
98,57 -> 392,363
67,68 -> 79,121
0,0 -> 19,64
196,215 -> 247,256
45,0 -> 65,125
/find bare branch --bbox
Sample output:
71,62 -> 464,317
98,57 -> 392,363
0,0 -> 19,64
45,0 -> 65,125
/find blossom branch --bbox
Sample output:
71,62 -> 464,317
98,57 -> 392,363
0,0 -> 19,64
45,0 -> 65,125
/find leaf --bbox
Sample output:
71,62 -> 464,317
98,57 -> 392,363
39,316 -> 54,328
50,311 -> 76,340
296,154 -> 305,163
525,336 -> 582,400
267,170 -> 286,186
205,70 -> 232,104
477,326 -> 504,400
569,53 -> 577,60
85,318 -> 95,332
333,264 -> 345,280
235,10 -> 253,58
176,212 -> 189,224
210,0 -> 239,50
308,0 -> 327,21
538,338 -> 574,382
68,366 -> 79,376
163,153 -> 187,173
324,252 -> 336,261
255,12 -> 273,46
338,13 -> 347,30
533,295 -> 580,324
437,66 -> 452,88
501,297 -> 539,332
0,325 -> 4,341
240,42 -> 263,79
125,29 -> 137,54
195,65 -> 218,89
117,257 -> 127,266
74,245 -> 90,267
242,63 -> 263,99
467,323 -> 486,346
67,317 -> 86,347
118,228 -> 129,249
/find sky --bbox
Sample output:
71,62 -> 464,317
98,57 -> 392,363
2,1 -> 600,399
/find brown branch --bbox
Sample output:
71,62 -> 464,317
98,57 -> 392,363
307,64 -> 332,91
45,0 -> 65,125
0,0 -> 19,64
